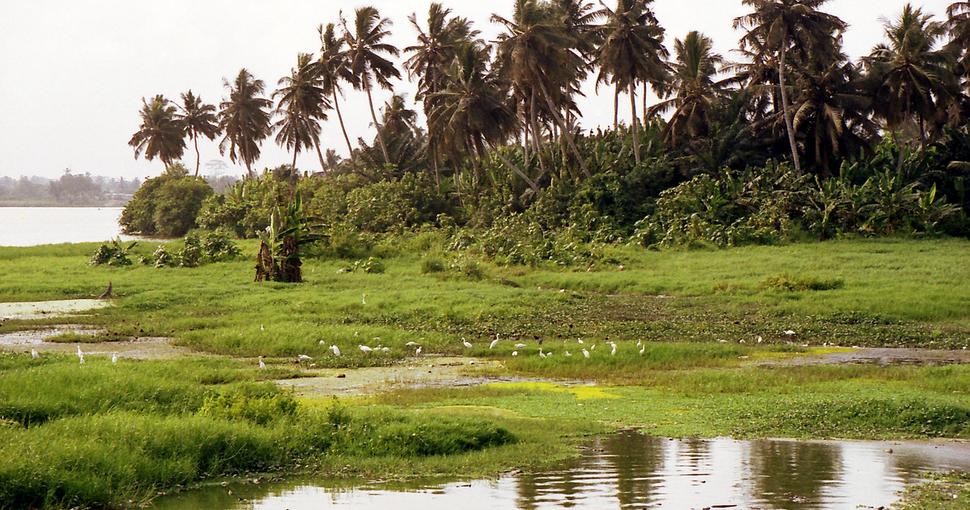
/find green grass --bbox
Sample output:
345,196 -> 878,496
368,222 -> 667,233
0,238 -> 967,360
1,238 -> 970,508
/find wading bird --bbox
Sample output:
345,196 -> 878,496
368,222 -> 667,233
489,339 -> 499,349
258,356 -> 266,369
512,351 -> 518,357
330,344 -> 341,356
582,349 -> 590,359
463,338 -> 473,349
610,342 -> 617,356
112,353 -> 119,364
359,345 -> 373,353
415,346 -> 422,355
31,349 -> 39,359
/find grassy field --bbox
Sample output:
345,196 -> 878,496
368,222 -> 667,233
0,237 -> 968,508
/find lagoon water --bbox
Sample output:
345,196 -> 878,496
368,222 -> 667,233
155,432 -> 970,510
0,207 -> 127,246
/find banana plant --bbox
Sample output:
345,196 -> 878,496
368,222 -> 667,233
255,192 -> 325,283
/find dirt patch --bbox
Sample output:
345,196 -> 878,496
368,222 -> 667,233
275,356 -> 544,397
763,347 -> 970,367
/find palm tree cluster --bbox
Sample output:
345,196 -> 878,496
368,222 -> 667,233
130,1 -> 970,189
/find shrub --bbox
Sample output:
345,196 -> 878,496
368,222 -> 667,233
90,238 -> 137,267
421,257 -> 446,274
120,165 -> 213,237
760,274 -> 845,292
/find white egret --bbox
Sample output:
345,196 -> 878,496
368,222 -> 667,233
112,353 -> 119,364
318,340 -> 327,346
512,351 -> 518,357
757,336 -> 764,344
415,346 -> 422,355
405,341 -> 418,347
590,344 -> 596,351
258,356 -> 266,369
330,344 -> 341,357
31,349 -> 39,359
565,351 -> 572,357
539,349 -> 546,359
297,354 -> 313,362
76,344 -> 83,358
489,339 -> 499,349
381,347 -> 390,353
462,339 -> 473,349
639,346 -> 646,355
514,343 -> 527,349
582,349 -> 590,359
577,339 -> 584,344
359,345 -> 373,353
361,293 -> 367,305
78,352 -> 85,365
784,330 -> 796,336
260,324 -> 265,332
610,342 -> 617,356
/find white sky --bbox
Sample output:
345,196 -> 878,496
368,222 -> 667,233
0,0 -> 956,179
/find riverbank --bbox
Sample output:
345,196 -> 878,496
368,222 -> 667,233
0,238 -> 968,508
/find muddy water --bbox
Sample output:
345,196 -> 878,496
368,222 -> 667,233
153,431 -> 970,510
0,299 -> 108,320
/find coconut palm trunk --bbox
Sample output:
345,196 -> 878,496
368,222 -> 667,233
614,85 -> 620,130
629,83 -> 641,164
364,80 -> 390,164
778,41 -> 802,174
332,90 -> 354,159
536,80 -> 590,178
193,136 -> 201,177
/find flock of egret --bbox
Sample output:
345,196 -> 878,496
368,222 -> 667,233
27,344 -> 121,365
275,331 -> 682,370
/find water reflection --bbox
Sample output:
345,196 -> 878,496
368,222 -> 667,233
154,432 -> 970,510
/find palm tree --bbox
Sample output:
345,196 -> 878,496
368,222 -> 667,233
428,41 -> 531,190
863,4 -> 957,162
176,91 -> 220,177
129,95 -> 186,169
648,31 -> 727,146
734,0 -> 847,174
594,0 -> 669,164
405,3 -> 478,186
791,61 -> 877,175
343,6 -> 401,165
319,23 -> 358,160
947,2 -> 970,88
219,69 -> 273,178
493,0 -> 590,176
274,53 -> 331,174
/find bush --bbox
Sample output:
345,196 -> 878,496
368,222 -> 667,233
760,274 -> 845,292
120,165 -> 213,237
141,230 -> 241,268
421,257 -> 446,274
90,238 -> 137,267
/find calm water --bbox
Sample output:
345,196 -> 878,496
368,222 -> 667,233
0,207 -> 127,246
154,432 -> 970,510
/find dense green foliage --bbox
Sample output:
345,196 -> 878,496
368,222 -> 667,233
120,166 -> 213,238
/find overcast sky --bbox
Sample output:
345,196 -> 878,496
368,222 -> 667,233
0,0 -> 956,179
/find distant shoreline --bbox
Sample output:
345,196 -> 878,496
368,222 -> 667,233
0,202 -> 128,208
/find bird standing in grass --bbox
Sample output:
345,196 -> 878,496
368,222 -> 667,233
463,338 -> 473,349
112,353 -> 119,364
582,349 -> 590,359
512,351 -> 518,357
610,342 -> 617,356
489,338 -> 499,349
361,293 -> 367,305
31,349 -> 39,359
330,344 -> 341,357
359,345 -> 372,353
415,346 -> 422,355
258,356 -> 266,369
